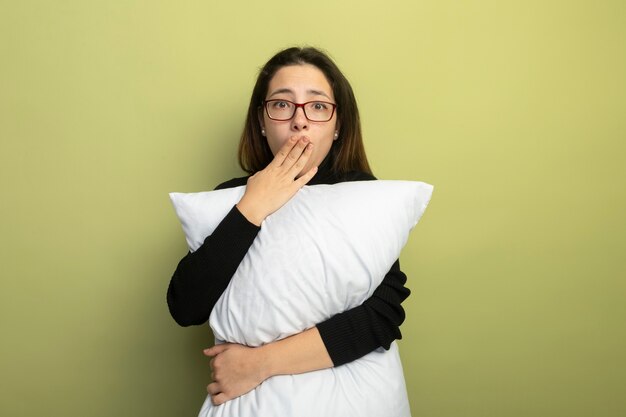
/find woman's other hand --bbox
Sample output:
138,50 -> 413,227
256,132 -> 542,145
203,328 -> 333,406
236,135 -> 317,226
204,343 -> 269,406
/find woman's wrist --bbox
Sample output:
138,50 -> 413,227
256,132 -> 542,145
256,327 -> 333,379
257,343 -> 277,380
236,198 -> 266,227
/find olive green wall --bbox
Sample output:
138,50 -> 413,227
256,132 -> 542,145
1,1 -> 624,416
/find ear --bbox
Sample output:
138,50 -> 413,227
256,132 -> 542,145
334,119 -> 341,140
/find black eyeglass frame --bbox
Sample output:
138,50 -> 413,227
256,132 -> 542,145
262,99 -> 338,122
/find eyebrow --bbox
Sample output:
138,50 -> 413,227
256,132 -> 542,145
268,88 -> 332,100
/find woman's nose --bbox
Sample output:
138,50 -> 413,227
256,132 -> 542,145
291,107 -> 309,131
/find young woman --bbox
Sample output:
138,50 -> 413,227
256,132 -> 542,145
167,47 -> 410,408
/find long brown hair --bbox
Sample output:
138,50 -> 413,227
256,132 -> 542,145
238,47 -> 372,175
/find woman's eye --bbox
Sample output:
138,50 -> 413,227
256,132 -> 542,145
273,101 -> 290,109
312,102 -> 327,110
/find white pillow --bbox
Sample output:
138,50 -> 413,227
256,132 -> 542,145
169,180 -> 433,417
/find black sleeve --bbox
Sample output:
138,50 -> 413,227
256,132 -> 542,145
166,178 -> 259,326
316,259 -> 411,366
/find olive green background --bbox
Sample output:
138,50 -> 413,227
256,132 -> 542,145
1,1 -> 624,416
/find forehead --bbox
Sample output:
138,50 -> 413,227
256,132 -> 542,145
267,64 -> 333,98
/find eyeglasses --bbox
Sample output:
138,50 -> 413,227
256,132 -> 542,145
263,99 -> 337,122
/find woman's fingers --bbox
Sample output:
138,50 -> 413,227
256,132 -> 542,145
204,344 -> 229,357
207,382 -> 220,395
211,393 -> 229,406
282,137 -> 310,169
271,136 -> 310,170
294,165 -> 318,187
270,135 -> 300,167
208,385 -> 230,405
287,142 -> 314,178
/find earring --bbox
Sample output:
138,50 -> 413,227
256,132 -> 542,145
334,131 -> 339,140
261,128 -> 266,136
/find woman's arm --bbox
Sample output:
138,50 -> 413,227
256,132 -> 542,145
317,259 -> 410,366
167,204 -> 259,326
204,260 -> 410,405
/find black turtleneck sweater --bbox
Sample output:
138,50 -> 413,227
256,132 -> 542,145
166,167 -> 411,367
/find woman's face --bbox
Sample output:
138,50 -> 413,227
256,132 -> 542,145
260,64 -> 338,177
